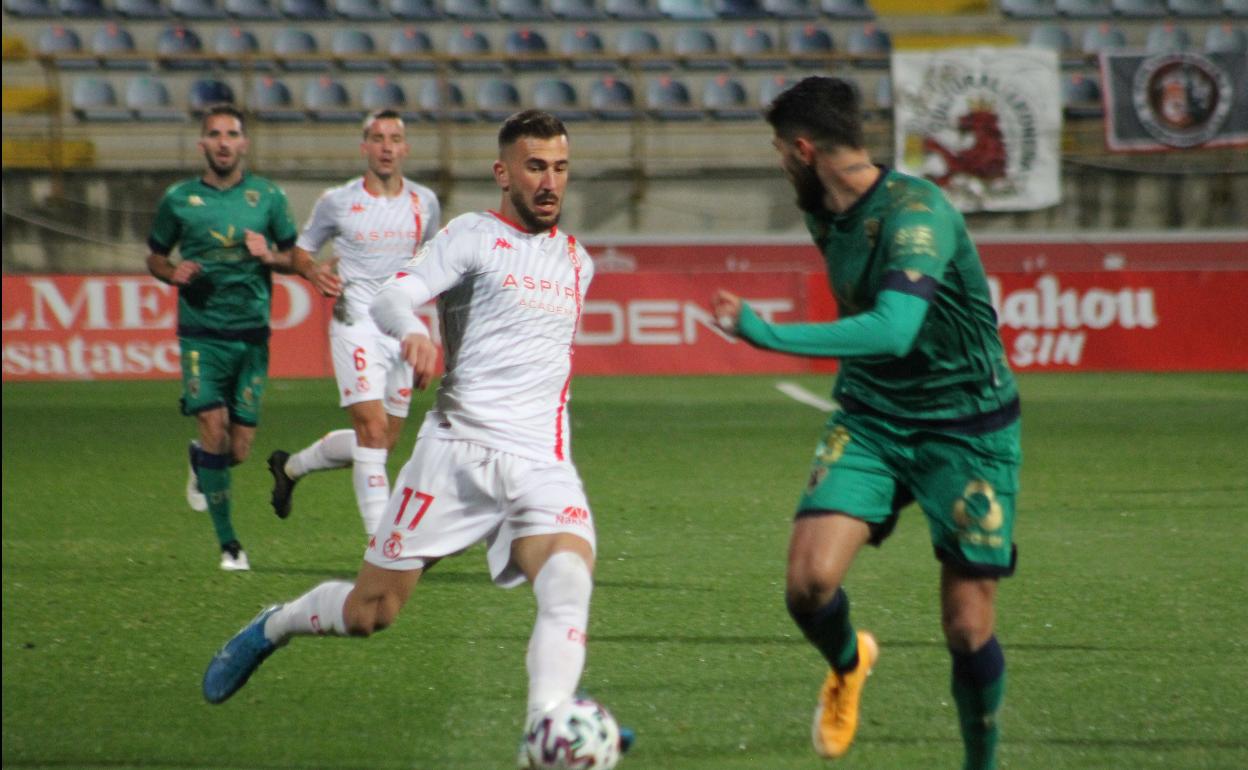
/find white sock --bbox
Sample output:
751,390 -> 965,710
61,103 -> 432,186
262,580 -> 354,644
352,445 -> 389,535
285,429 -> 356,478
525,551 -> 593,722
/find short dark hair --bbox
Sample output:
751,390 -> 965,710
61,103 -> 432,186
362,109 -> 404,139
498,109 -> 567,149
200,103 -> 246,135
765,76 -> 864,151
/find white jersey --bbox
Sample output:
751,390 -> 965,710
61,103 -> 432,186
296,176 -> 441,323
370,210 -> 594,463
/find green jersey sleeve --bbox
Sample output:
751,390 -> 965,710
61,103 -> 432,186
147,188 -> 182,255
267,186 -> 299,250
736,290 -> 929,359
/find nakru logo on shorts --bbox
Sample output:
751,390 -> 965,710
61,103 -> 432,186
557,506 -> 590,528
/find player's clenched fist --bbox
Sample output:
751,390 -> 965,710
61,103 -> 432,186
401,332 -> 439,391
245,229 -> 279,266
712,289 -> 743,334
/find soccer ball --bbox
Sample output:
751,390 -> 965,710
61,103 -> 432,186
521,696 -> 622,769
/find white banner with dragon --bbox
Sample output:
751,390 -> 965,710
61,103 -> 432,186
892,47 -> 1062,212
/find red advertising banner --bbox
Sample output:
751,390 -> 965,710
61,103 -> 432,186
4,243 -> 1247,382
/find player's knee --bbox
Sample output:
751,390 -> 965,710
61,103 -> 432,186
785,576 -> 841,615
353,416 -> 390,448
942,608 -> 994,652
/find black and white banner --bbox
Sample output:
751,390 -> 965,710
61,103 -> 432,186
892,47 -> 1062,212
1100,51 -> 1248,152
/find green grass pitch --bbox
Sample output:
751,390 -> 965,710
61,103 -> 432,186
3,373 -> 1247,770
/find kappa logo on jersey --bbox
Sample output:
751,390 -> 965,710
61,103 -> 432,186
350,203 -> 365,214
493,238 -> 514,251
557,506 -> 590,527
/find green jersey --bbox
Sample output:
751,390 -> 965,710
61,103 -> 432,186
807,167 -> 1015,422
148,173 -> 298,342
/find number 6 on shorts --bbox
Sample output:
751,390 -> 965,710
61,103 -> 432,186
394,487 -> 434,530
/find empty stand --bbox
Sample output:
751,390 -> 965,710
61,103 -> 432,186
126,76 -> 184,120
821,0 -> 873,18
1166,0 -> 1220,14
444,0 -> 498,18
274,27 -> 329,70
763,0 -> 819,16
58,0 -> 108,18
1145,20 -> 1192,49
788,24 -> 834,67
551,0 -> 606,17
702,74 -> 756,119
616,27 -> 672,68
188,77 -> 234,109
224,0 -> 280,18
418,78 -> 475,121
730,26 -> 783,67
1080,22 -> 1126,52
72,77 -> 129,120
475,77 -> 521,120
390,27 -> 436,70
280,0 -> 334,19
171,0 -> 227,19
846,23 -> 890,66
335,0 -> 389,18
1110,0 -> 1165,17
92,23 -> 146,69
389,0 -> 443,17
504,27 -> 557,70
758,73 -> 795,106
1000,0 -> 1057,17
560,27 -> 614,69
646,75 -> 699,119
1027,22 -> 1075,56
1061,71 -> 1102,118
214,25 -> 269,69
360,75 -> 407,109
589,75 -> 635,119
332,28 -> 386,71
659,0 -> 717,18
156,25 -> 210,70
253,75 -> 304,120
1203,22 -> 1246,51
5,0 -> 58,18
306,75 -> 356,120
37,24 -> 92,69
499,0 -> 550,18
115,0 -> 169,18
714,0 -> 769,17
605,0 -> 662,19
532,78 -> 591,119
1056,0 -> 1110,17
447,26 -> 503,70
674,27 -> 728,68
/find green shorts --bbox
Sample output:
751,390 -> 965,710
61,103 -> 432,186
178,336 -> 269,426
797,408 -> 1022,577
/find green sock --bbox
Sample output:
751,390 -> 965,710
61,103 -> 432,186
951,636 -> 1005,770
196,450 -> 237,547
787,588 -> 859,672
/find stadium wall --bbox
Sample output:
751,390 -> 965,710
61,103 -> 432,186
3,234 -> 1246,381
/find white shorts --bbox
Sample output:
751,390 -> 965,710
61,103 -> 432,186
330,318 -> 413,417
363,437 -> 596,588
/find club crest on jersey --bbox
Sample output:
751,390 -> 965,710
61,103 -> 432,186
244,190 -> 260,207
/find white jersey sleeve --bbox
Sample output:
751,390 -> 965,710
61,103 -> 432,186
294,189 -> 340,254
370,217 -> 481,341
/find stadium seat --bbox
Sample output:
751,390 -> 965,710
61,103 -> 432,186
846,23 -> 890,67
872,73 -> 891,114
763,0 -> 817,17
92,23 -> 147,69
447,27 -> 502,70
604,0 -> 661,19
714,0 -> 768,17
360,75 -> 407,110
616,27 -> 671,68
822,0 -> 873,18
171,0 -> 226,19
674,27 -> 728,69
333,28 -> 385,71
1204,22 -> 1246,51
37,25 -> 93,69
4,0 -> 57,18
532,78 -> 591,120
551,0 -> 604,16
1080,22 -> 1126,52
214,26 -> 269,69
560,27 -> 613,69
71,77 -> 129,120
390,27 -> 436,70
114,0 -> 168,18
646,75 -> 700,120
126,76 -> 184,120
788,24 -> 834,67
1027,22 -> 1076,62
157,25 -> 210,70
499,0 -> 550,18
1167,0 -> 1219,14
474,77 -> 521,120
306,76 -> 357,121
253,75 -> 304,120
335,0 -> 387,16
1000,0 -> 1057,17
758,73 -> 796,106
702,74 -> 755,119
730,26 -> 783,67
1225,0 -> 1247,17
1146,21 -> 1192,50
504,27 -> 557,70
589,75 -> 635,119
1111,0 -> 1165,16
445,0 -> 497,18
658,0 -> 716,18
188,77 -> 234,110
1056,0 -> 1110,16
1061,71 -> 1102,118
389,0 -> 443,18
280,0 -> 334,18
225,0 -> 280,17
274,27 -> 329,70
418,78 -> 475,121
58,0 -> 108,18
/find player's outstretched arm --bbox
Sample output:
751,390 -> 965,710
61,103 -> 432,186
736,289 -> 929,359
